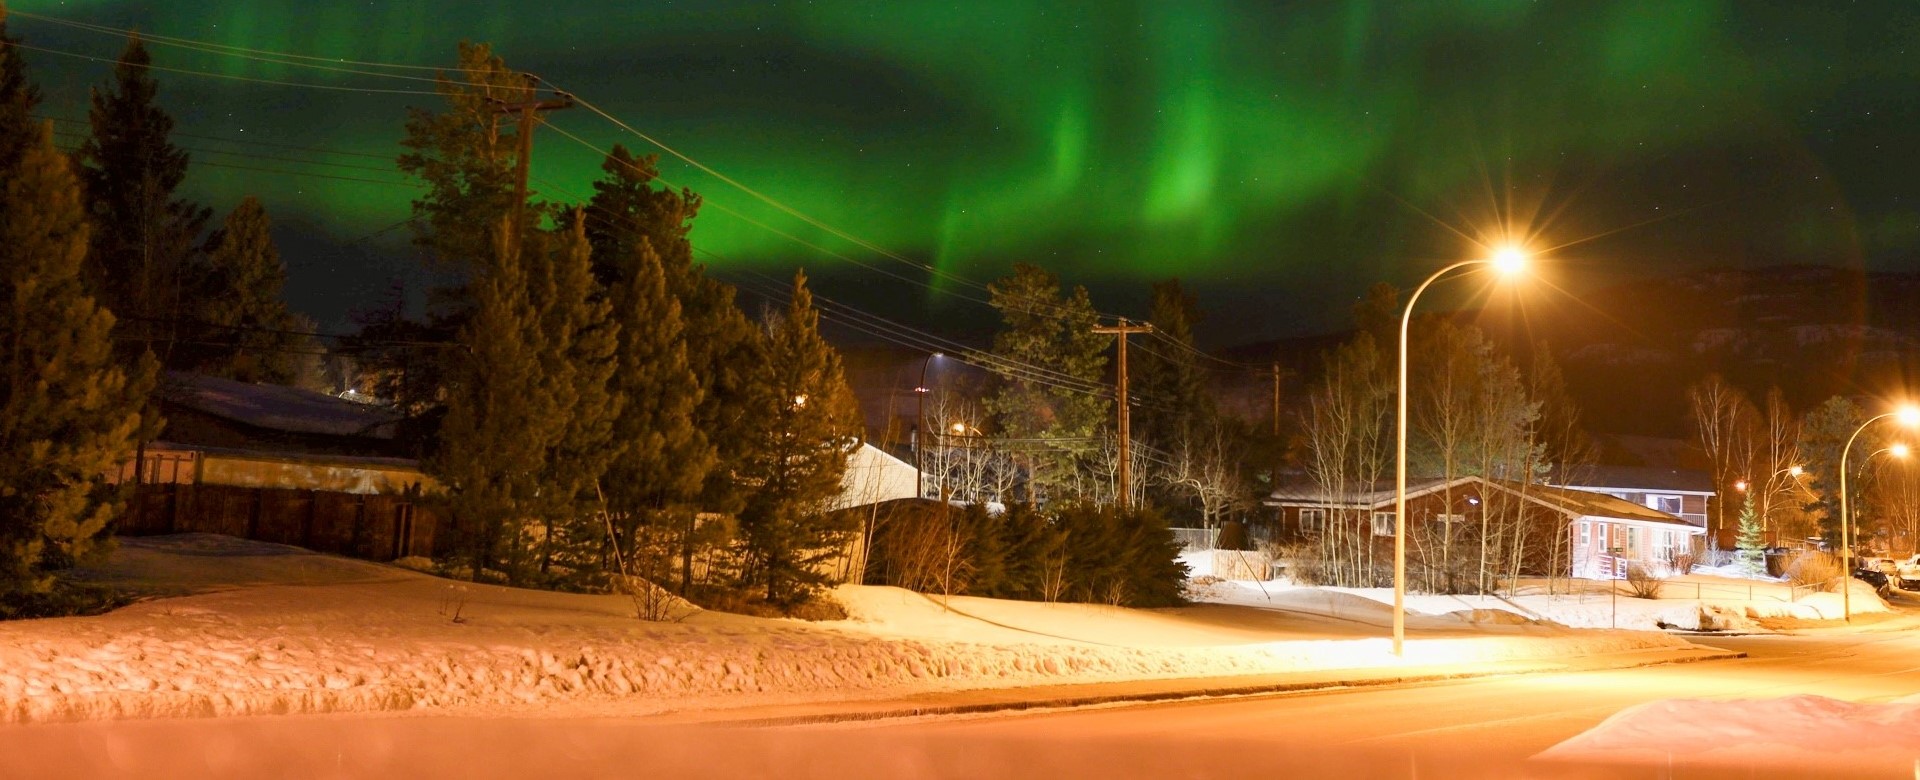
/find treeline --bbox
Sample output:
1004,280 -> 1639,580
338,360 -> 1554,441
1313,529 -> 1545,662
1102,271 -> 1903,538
0,13 -> 318,610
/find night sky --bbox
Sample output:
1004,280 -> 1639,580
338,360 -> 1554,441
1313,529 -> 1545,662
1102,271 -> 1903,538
8,1 -> 1919,345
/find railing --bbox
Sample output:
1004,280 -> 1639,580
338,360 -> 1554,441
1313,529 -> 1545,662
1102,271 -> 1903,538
1168,527 -> 1218,552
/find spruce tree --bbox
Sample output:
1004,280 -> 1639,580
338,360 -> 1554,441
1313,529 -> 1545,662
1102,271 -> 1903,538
984,263 -> 1108,501
0,8 -> 39,173
1734,494 -> 1766,578
77,35 -> 210,345
600,226 -> 715,592
525,216 -> 623,582
736,271 -> 862,606
192,196 -> 304,383
0,121 -> 156,596
429,224 -> 551,582
1135,278 -> 1212,450
578,145 -> 757,519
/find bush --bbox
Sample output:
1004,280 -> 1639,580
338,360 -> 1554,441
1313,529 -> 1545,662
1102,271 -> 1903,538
1785,552 -> 1842,592
1624,563 -> 1665,599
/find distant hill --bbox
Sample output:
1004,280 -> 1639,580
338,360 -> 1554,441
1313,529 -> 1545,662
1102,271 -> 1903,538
1222,264 -> 1920,438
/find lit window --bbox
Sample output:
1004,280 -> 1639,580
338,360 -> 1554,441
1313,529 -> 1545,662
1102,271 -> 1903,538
1649,495 -> 1683,515
1372,512 -> 1395,537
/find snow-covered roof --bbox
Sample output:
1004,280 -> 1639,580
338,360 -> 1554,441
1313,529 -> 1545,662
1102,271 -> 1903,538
160,372 -> 400,439
1267,475 -> 1698,529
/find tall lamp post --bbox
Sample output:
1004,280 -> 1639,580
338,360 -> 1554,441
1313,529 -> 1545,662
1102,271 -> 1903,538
1838,405 -> 1920,621
914,353 -> 944,498
1393,246 -> 1530,656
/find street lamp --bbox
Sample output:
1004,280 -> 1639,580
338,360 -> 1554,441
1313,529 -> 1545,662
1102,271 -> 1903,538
1393,244 -> 1530,656
914,353 -> 944,498
1838,405 -> 1920,621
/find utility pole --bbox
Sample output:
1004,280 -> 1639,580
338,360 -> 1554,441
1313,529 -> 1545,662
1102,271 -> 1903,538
1271,362 -> 1282,438
490,73 -> 574,249
1093,318 -> 1154,509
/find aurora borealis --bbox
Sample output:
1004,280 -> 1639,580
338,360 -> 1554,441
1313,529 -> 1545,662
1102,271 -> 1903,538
7,1 -> 1919,342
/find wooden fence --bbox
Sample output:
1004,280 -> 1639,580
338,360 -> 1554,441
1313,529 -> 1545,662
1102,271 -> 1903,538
119,483 -> 438,562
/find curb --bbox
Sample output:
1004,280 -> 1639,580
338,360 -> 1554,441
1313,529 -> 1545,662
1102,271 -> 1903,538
705,647 -> 1745,728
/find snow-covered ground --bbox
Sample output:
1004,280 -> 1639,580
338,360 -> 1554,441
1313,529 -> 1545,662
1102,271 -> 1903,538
0,535 -> 1700,724
1184,550 -> 1891,632
1537,694 -> 1920,772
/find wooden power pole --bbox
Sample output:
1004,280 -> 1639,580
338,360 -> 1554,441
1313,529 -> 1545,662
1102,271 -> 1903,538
1271,362 -> 1282,437
491,74 -> 574,247
1093,318 -> 1154,508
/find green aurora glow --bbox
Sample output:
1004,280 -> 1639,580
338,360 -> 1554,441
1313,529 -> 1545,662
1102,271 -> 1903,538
8,0 -> 1918,337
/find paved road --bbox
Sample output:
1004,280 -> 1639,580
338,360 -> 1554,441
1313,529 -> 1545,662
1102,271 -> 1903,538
5,629 -> 1917,779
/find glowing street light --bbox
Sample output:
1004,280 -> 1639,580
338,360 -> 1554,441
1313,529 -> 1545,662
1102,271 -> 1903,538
1839,404 -> 1920,621
1392,243 -> 1531,656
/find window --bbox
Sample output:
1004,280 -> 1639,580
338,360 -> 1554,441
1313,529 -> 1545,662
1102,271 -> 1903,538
1626,527 -> 1641,556
1299,508 -> 1325,532
1433,513 -> 1465,524
1649,495 -> 1683,515
1372,512 -> 1395,537
1579,521 -> 1590,545
1654,530 -> 1675,562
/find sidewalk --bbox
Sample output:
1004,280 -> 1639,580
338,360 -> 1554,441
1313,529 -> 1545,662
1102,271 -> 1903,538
650,643 -> 1741,727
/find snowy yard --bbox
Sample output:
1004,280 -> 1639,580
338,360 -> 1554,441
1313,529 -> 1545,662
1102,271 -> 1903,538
1183,550 -> 1893,633
0,534 -> 1702,724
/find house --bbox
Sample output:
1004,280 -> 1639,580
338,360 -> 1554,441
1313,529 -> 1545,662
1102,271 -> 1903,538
1546,465 -> 1713,530
832,442 -> 920,511
116,372 -> 438,561
1264,474 -> 1705,579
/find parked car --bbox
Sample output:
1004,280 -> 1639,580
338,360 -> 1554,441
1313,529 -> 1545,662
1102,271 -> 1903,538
1853,566 -> 1894,599
1889,555 -> 1920,590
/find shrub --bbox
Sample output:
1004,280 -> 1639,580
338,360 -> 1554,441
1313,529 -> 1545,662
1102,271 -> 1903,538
1785,552 -> 1842,592
1624,563 -> 1665,599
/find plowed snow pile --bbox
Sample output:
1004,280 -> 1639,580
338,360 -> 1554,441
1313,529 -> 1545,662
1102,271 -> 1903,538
1537,695 -> 1920,772
0,535 -> 1696,723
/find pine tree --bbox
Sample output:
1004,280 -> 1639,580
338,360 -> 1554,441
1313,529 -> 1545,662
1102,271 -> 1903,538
984,263 -> 1108,501
397,41 -> 530,272
77,35 -> 210,345
1798,396 -> 1868,549
192,196 -> 304,383
0,8 -> 40,174
599,219 -> 716,593
525,216 -> 623,582
0,121 -> 156,597
1734,494 -> 1766,578
429,223 -> 552,582
736,271 -> 863,606
1135,278 -> 1212,450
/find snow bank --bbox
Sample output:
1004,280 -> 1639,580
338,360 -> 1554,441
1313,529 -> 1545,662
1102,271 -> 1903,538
1196,573 -> 1889,633
0,535 -> 1698,724
1537,695 -> 1920,771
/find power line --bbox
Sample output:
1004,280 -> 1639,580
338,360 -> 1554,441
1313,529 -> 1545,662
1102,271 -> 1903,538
6,40 -> 440,95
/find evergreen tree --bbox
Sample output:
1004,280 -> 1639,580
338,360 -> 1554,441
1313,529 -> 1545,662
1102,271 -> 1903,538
1734,494 -> 1766,578
191,196 -> 305,383
525,217 -> 622,582
0,121 -> 156,597
1798,396 -> 1869,549
0,8 -> 39,174
600,222 -> 716,593
1135,278 -> 1212,451
429,224 -> 552,582
397,41 -> 531,272
77,35 -> 210,345
996,502 -> 1066,601
960,503 -> 1008,597
736,271 -> 863,606
576,145 -> 758,523
984,263 -> 1109,501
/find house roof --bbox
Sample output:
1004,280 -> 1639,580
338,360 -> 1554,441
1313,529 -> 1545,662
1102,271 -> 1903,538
1266,475 -> 1475,508
1501,481 -> 1702,529
160,372 -> 401,439
1267,474 -> 1700,530
1550,465 -> 1714,494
